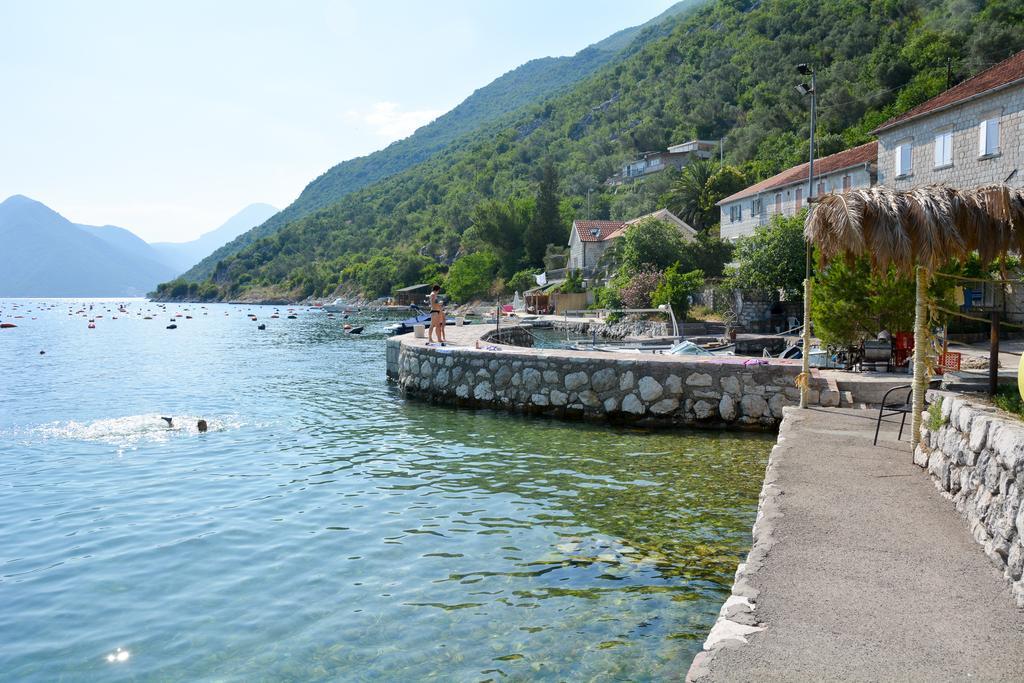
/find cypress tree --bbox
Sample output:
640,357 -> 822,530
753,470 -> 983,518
524,162 -> 563,266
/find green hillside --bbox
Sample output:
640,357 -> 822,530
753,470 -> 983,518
162,0 -> 1024,302
179,0 -> 703,283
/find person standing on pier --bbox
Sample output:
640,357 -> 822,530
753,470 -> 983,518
428,284 -> 446,344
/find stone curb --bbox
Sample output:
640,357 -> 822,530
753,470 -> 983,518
685,408 -> 795,681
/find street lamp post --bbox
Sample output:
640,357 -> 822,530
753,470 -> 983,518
796,64 -> 815,408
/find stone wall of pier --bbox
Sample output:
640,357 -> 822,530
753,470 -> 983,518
387,326 -> 840,429
916,391 -> 1024,606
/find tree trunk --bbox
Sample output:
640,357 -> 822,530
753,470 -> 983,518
799,273 -> 812,408
911,266 -> 929,447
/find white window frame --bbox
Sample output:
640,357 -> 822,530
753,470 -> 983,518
934,130 -> 953,168
895,143 -> 912,177
979,118 -> 1000,157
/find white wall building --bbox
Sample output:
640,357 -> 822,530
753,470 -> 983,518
873,49 -> 1024,190
567,209 -> 695,271
716,141 -> 877,240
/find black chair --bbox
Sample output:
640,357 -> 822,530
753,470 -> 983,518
873,379 -> 941,445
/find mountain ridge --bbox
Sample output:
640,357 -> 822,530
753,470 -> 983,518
0,195 -> 177,297
178,0 -> 704,282
152,202 -> 278,273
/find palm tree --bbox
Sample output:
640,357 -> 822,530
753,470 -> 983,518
664,159 -> 718,230
805,184 -> 1024,446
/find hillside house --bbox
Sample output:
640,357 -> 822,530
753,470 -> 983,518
873,49 -> 1024,191
716,141 -> 878,240
567,208 -> 695,272
605,140 -> 718,186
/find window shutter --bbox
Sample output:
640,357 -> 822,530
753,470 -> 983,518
979,121 -> 987,156
988,119 -> 999,154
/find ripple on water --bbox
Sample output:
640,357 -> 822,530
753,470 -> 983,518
0,299 -> 772,680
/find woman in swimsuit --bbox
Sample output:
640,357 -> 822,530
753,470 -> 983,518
428,284 -> 445,343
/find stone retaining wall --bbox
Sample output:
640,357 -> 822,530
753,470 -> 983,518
387,325 -> 840,428
916,391 -> 1024,606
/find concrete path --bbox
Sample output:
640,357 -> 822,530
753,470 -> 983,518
697,408 -> 1024,682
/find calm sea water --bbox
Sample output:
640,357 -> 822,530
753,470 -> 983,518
0,299 -> 771,681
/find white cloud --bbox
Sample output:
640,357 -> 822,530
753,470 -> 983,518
348,101 -> 444,141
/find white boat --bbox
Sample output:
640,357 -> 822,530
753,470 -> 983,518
324,298 -> 359,313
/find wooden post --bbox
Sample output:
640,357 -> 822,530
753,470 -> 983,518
911,266 -> 929,447
990,310 -> 1000,396
799,256 -> 812,409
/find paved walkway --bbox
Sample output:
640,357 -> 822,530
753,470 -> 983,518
697,408 -> 1024,682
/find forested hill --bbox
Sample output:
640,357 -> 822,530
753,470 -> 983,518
180,0 -> 704,283
164,0 -> 1023,303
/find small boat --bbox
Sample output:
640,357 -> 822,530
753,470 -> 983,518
0,322 -> 17,328
324,298 -> 359,313
166,323 -> 177,329
257,323 -> 266,330
347,326 -> 364,334
287,315 -> 297,319
385,313 -> 431,336
88,323 -> 96,329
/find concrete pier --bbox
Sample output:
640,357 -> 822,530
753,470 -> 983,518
690,408 -> 1024,681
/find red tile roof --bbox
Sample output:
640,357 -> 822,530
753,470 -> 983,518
873,49 -> 1024,134
572,219 -> 626,242
717,141 -> 877,205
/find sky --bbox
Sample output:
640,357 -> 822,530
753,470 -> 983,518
0,0 -> 676,243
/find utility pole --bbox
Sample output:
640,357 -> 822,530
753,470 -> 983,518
796,64 -> 816,409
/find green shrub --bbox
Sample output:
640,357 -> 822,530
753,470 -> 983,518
926,397 -> 946,431
993,385 -> 1024,418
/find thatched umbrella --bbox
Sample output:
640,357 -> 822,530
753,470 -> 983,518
805,184 -> 1024,446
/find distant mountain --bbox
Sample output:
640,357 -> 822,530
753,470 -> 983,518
178,0 -> 704,282
0,195 -> 177,297
151,203 -> 278,273
78,223 -> 170,268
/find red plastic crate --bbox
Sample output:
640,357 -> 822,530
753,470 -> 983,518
936,351 -> 961,374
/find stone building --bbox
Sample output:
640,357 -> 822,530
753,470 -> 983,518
567,208 -> 695,272
874,49 -> 1024,190
716,142 -> 877,240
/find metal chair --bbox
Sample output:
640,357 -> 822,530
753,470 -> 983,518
873,379 -> 941,445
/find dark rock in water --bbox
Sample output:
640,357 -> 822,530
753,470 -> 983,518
257,324 -> 266,330
166,324 -> 177,329
39,350 -> 45,354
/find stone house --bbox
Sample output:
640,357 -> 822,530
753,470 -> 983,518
567,208 -> 695,272
873,49 -> 1024,191
605,140 -> 718,186
716,141 -> 878,241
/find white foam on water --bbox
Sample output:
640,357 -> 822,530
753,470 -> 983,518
18,413 -> 244,450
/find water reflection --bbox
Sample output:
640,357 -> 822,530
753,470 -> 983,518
1,302 -> 771,681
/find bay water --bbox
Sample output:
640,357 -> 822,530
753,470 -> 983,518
0,299 -> 771,681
